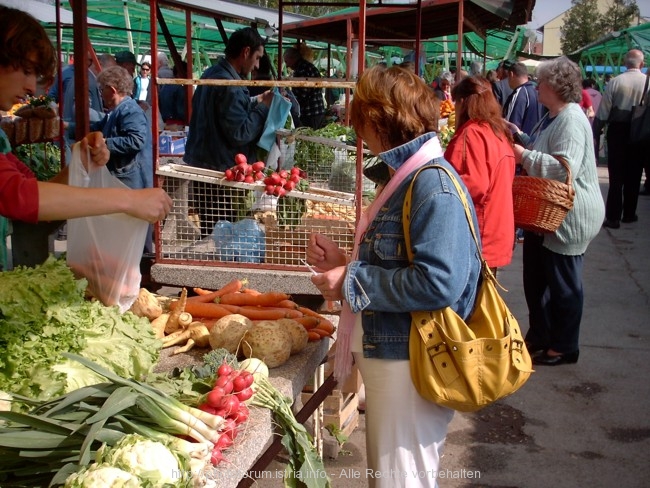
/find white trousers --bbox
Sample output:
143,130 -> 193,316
352,351 -> 454,488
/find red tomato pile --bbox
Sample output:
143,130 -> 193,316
197,362 -> 254,466
263,167 -> 307,197
224,153 -> 266,184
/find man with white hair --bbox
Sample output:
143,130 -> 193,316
594,49 -> 648,228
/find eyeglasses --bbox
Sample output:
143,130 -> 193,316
142,68 -> 150,72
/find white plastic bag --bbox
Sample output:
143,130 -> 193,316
66,141 -> 148,312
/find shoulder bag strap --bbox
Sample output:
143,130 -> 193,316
640,71 -> 650,106
402,164 -> 487,268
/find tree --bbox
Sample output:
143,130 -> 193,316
560,0 -> 604,55
599,0 -> 640,33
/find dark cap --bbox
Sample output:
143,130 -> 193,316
115,51 -> 138,65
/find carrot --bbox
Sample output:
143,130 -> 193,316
218,292 -> 291,307
276,299 -> 300,310
219,304 -> 299,321
308,330 -> 322,342
294,316 -> 321,330
310,328 -> 331,338
314,318 -> 335,336
296,306 -> 324,319
182,301 -> 232,319
241,288 -> 262,296
238,306 -> 303,319
190,278 -> 248,303
192,287 -> 214,296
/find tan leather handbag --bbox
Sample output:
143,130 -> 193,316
403,165 -> 533,412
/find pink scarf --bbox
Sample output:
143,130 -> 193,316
334,136 -> 445,382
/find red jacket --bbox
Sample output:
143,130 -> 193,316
444,120 -> 515,268
0,139 -> 39,223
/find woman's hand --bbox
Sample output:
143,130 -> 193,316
306,233 -> 347,271
311,265 -> 346,302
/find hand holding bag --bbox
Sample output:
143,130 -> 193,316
404,165 -> 533,412
629,71 -> 650,145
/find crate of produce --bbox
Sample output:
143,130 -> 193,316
155,161 -> 357,268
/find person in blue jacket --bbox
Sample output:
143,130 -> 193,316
184,27 -> 273,171
93,65 -> 153,252
183,27 -> 273,236
503,61 -> 545,136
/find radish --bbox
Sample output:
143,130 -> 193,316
220,394 -> 241,416
210,447 -> 224,466
235,387 -> 254,402
205,387 -> 225,408
218,363 -> 233,377
234,153 -> 247,166
215,375 -> 234,394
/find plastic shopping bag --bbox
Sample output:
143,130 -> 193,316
66,137 -> 148,312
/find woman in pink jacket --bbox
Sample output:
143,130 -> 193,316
444,76 -> 516,270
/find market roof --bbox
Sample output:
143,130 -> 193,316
2,0 -> 108,26
282,0 -> 536,47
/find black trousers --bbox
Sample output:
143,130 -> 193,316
522,232 -> 584,354
605,122 -> 645,221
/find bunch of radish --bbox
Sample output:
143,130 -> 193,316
263,167 -> 308,197
197,362 -> 254,466
224,153 -> 266,184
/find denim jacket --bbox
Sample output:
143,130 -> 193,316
184,58 -> 269,171
91,97 -> 152,190
344,133 -> 482,360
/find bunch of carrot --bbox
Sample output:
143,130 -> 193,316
168,278 -> 335,342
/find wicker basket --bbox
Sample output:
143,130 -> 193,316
513,155 -> 575,233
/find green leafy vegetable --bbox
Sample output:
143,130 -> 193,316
0,257 -> 162,405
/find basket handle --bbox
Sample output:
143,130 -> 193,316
552,155 -> 573,187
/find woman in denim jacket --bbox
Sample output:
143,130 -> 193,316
308,66 -> 482,487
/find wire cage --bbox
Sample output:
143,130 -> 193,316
275,129 -> 376,194
156,158 -> 358,269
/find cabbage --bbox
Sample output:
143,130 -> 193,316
64,463 -> 140,488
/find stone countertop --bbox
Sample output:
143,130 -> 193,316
154,338 -> 332,487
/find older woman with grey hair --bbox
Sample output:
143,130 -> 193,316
95,65 -> 152,191
511,56 -> 605,366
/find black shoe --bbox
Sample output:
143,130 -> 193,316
533,350 -> 579,366
603,219 -> 620,229
525,342 -> 546,357
621,215 -> 638,223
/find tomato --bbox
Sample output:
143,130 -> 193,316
217,363 -> 233,377
234,153 -> 247,166
252,161 -> 265,172
205,387 -> 225,408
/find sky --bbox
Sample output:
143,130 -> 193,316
528,0 -> 575,29
526,0 -> 650,30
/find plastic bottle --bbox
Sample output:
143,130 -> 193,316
232,219 -> 265,263
211,220 -> 235,261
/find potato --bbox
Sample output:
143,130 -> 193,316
275,318 -> 309,354
242,320 -> 293,368
208,314 -> 254,355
